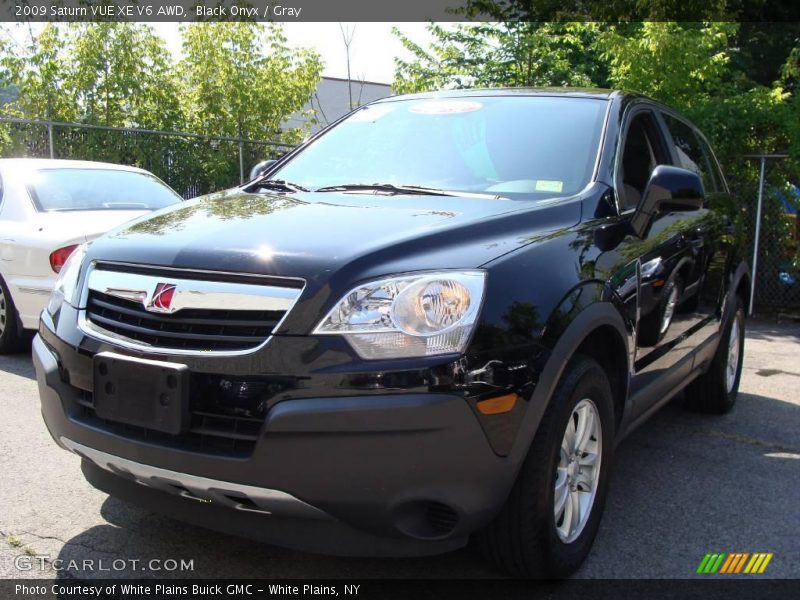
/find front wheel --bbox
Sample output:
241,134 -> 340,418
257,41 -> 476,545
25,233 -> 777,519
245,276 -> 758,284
479,356 -> 614,578
685,295 -> 745,414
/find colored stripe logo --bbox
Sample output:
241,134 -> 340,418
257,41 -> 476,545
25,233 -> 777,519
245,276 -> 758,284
697,552 -> 773,574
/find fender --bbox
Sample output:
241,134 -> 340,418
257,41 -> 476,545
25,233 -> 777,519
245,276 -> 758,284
727,260 -> 751,319
505,301 -> 631,468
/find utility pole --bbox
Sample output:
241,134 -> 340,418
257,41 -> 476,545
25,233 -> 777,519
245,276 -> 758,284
47,96 -> 54,159
238,119 -> 245,185
743,153 -> 788,316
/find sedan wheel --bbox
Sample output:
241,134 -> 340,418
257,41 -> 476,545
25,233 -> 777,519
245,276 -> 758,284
0,277 -> 23,353
0,285 -> 6,336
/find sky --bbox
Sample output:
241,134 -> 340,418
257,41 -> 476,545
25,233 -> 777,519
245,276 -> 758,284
6,22 -> 437,85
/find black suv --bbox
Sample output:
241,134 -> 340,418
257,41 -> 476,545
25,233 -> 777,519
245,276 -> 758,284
34,89 -> 749,577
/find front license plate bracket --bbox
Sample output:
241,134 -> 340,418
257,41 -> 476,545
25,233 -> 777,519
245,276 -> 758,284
92,352 -> 190,435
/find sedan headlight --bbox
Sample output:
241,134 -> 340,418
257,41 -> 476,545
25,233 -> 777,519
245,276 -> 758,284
46,243 -> 88,315
314,271 -> 486,359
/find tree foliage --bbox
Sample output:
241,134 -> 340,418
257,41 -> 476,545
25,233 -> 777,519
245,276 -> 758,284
179,23 -> 321,144
6,24 -> 78,122
68,23 -> 183,130
394,23 -> 604,93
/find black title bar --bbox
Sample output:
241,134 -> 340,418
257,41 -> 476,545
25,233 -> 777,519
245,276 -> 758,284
2,0 -> 800,22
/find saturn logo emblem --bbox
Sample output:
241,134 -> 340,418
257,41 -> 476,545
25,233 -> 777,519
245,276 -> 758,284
146,283 -> 178,313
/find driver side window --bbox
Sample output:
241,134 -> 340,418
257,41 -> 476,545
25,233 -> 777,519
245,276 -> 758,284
618,111 -> 669,212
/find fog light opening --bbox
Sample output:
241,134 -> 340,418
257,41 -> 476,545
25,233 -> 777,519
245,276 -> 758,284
394,500 -> 460,539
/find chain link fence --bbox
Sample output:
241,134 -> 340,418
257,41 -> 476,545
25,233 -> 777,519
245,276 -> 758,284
739,181 -> 800,313
0,117 -> 295,199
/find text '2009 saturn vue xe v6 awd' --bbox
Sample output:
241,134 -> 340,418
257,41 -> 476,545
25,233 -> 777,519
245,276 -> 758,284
34,89 -> 750,577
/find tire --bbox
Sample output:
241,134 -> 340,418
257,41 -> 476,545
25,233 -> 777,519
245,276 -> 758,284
479,356 -> 614,578
684,295 -> 745,414
0,276 -> 23,354
638,275 -> 682,347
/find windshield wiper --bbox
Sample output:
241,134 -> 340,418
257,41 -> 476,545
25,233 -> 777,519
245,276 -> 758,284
247,178 -> 309,193
314,183 -> 501,200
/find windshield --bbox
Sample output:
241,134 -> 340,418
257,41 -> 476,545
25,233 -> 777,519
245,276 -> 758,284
272,96 -> 608,198
27,168 -> 181,212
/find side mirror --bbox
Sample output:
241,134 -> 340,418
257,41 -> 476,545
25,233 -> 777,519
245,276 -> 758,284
249,159 -> 277,181
629,165 -> 704,238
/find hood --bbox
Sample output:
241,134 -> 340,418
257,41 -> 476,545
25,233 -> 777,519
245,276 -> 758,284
88,189 -> 581,284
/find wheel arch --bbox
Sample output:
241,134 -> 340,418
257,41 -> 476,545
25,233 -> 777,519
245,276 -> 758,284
507,301 -> 632,466
573,325 -> 628,430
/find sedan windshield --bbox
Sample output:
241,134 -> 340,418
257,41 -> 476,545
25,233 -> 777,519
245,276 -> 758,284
27,168 -> 181,212
271,96 -> 608,198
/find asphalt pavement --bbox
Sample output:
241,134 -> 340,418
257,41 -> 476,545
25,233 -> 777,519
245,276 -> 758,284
1,320 -> 798,580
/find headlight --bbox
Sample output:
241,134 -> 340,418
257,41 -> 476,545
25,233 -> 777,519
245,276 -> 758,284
46,243 -> 88,315
314,271 -> 486,359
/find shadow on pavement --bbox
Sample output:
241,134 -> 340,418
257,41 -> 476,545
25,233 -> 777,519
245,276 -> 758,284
0,338 -> 35,381
745,318 -> 800,341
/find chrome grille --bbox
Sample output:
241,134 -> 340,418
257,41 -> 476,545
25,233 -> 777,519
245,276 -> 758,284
87,291 -> 284,351
80,264 -> 303,354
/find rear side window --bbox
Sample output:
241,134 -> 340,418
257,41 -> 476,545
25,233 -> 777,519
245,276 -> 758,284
27,168 -> 181,212
661,113 -> 719,193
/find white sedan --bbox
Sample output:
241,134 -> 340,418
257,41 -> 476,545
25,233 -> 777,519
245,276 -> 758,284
0,159 -> 182,352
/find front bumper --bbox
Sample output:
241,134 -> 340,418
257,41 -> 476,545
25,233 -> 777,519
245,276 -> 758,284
34,332 -> 520,556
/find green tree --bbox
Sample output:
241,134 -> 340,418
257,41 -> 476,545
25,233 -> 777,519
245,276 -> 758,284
598,23 -> 797,182
0,35 -> 15,152
599,22 -> 735,109
177,22 -> 321,189
3,24 -> 181,127
393,22 -> 604,94
8,24 -> 76,122
179,23 -> 321,144
67,23 -> 183,130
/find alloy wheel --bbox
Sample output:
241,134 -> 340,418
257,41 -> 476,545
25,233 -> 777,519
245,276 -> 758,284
726,313 -> 742,394
0,285 -> 6,335
554,398 -> 602,543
